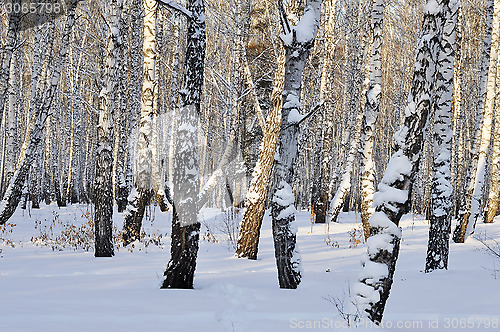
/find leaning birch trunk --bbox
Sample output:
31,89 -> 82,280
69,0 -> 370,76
353,0 -> 447,323
425,0 -> 459,272
0,0 -> 80,225
359,0 -> 384,239
269,0 -> 321,289
235,52 -> 286,260
328,104 -> 363,223
453,0 -> 500,242
235,0 -> 298,260
94,0 -> 123,258
122,0 -> 157,246
314,0 -> 336,224
0,0 -> 21,127
161,0 -> 206,289
453,0 -> 495,242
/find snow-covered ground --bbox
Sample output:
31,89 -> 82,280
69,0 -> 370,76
1,205 -> 499,331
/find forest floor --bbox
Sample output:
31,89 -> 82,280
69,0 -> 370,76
1,204 -> 500,331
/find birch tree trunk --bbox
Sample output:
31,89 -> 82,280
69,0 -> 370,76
235,50 -> 285,259
161,0 -> 206,289
94,0 -> 123,257
453,0 -> 494,240
451,7 -> 463,218
453,0 -> 500,242
0,0 -> 21,127
485,77 -> 500,224
328,6 -> 366,223
315,0 -> 336,224
353,0 -> 449,323
0,0 -> 80,225
3,51 -> 19,199
270,0 -> 321,289
234,0 -> 292,260
359,0 -> 384,239
122,0 -> 157,245
425,1 -> 459,272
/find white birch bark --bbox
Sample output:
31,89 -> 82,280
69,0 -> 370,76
453,0 -> 495,242
328,3 -> 366,224
0,0 -> 21,127
122,0 -> 157,245
353,0 -> 448,323
3,51 -> 18,198
359,0 -> 384,238
270,0 -> 321,289
454,0 -> 500,241
94,0 -> 123,257
0,0 -> 80,225
486,72 -> 500,224
425,0 -> 459,272
314,0 -> 336,224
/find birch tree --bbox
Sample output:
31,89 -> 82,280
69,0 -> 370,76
359,0 -> 384,238
160,0 -> 206,289
328,1 -> 366,224
0,0 -> 22,127
269,0 -> 321,289
0,0 -> 81,225
353,0 -> 452,323
453,0 -> 499,242
3,50 -> 19,198
94,0 -> 124,257
425,0 -> 459,272
485,69 -> 500,224
314,0 -> 336,224
122,0 -> 157,245
235,0 -> 293,260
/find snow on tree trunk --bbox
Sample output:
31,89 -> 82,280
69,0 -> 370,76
161,0 -> 206,289
0,0 -> 80,225
269,0 -> 321,289
235,51 -> 286,260
359,0 -> 384,239
314,0 -> 336,224
425,0 -> 459,272
0,0 -> 21,128
122,0 -> 157,246
453,0 -> 500,242
94,0 -> 123,258
353,0 -> 449,323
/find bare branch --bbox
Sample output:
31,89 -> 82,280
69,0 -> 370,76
284,101 -> 324,129
156,0 -> 193,20
278,0 -> 292,35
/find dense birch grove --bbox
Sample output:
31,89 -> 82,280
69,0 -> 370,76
1,0 -> 499,324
